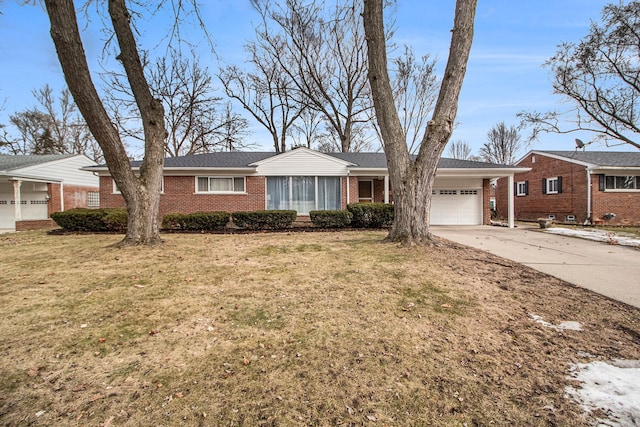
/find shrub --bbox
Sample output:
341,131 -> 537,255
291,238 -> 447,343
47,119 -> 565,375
347,203 -> 394,228
161,212 -> 183,230
51,208 -> 128,232
161,211 -> 230,231
309,210 -> 353,228
102,208 -> 128,232
232,210 -> 297,230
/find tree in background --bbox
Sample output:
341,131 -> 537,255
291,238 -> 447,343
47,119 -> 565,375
107,50 -> 249,157
392,46 -> 439,154
518,1 -> 640,149
447,139 -> 474,160
254,0 -> 373,152
363,0 -> 477,245
219,34 -> 303,153
0,85 -> 102,161
479,122 -> 522,165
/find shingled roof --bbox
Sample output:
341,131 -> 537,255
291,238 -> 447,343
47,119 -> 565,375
120,151 -> 517,170
535,151 -> 640,168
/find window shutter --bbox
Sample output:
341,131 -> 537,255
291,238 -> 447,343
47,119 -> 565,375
514,182 -> 517,195
524,181 -> 529,195
557,176 -> 563,193
542,178 -> 547,194
599,174 -> 605,191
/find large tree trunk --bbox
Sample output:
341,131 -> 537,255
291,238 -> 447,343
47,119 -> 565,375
45,0 -> 165,246
363,0 -> 477,245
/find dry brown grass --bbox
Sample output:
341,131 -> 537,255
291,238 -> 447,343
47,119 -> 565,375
1,230 -> 639,426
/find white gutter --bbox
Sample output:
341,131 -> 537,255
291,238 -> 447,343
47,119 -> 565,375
60,181 -> 65,212
345,172 -> 350,205
508,175 -> 515,228
586,169 -> 592,223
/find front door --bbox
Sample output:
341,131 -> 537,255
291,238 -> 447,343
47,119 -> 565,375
358,180 -> 374,203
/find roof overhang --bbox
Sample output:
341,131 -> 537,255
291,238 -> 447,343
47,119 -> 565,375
588,166 -> 640,174
436,167 -> 530,179
0,171 -> 62,183
83,166 -> 260,175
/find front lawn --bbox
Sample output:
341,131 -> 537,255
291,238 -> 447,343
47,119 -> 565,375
1,230 -> 639,426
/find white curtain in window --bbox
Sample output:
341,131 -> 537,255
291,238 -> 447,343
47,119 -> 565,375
210,178 -> 233,192
267,177 -> 290,210
292,176 -> 315,214
197,177 -> 209,192
318,177 -> 341,210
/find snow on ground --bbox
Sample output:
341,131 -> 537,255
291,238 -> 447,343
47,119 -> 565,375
530,314 -> 640,425
529,313 -> 583,331
544,227 -> 640,247
566,360 -> 640,427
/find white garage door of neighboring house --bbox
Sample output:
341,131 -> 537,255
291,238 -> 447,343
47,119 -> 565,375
0,182 -> 50,229
0,193 -> 14,228
430,187 -> 482,225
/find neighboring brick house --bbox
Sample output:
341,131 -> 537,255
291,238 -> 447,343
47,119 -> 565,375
496,150 -> 640,225
0,154 -> 99,231
88,148 -> 527,226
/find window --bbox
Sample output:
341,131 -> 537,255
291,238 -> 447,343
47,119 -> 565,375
516,181 -> 528,196
88,191 -> 100,208
439,190 -> 457,195
266,176 -> 341,214
196,177 -> 245,193
317,177 -> 341,210
460,190 -> 478,195
114,178 -> 164,193
604,175 -> 640,190
543,177 -> 562,195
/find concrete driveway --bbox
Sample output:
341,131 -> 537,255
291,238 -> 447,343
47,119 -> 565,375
432,225 -> 640,309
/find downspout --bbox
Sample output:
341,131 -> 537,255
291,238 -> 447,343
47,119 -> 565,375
60,181 -> 65,212
384,175 -> 389,204
586,169 -> 592,224
507,175 -> 514,228
346,172 -> 350,207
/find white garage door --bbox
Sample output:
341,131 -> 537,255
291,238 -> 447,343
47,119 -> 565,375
0,193 -> 14,229
430,188 -> 482,225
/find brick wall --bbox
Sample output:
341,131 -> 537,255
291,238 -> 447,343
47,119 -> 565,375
496,153 -> 589,223
48,183 -> 99,216
591,177 -> 640,225
16,219 -> 56,231
100,175 -> 267,216
482,179 -> 491,225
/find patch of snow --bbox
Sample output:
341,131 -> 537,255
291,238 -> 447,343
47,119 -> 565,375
566,360 -> 640,426
544,227 -> 640,247
529,313 -> 583,331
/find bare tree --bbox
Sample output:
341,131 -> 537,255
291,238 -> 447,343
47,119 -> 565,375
447,139 -> 474,160
106,50 -> 249,157
290,106 -> 325,149
518,1 -> 640,149
0,85 -> 102,161
257,0 -> 373,152
392,45 -> 439,153
219,35 -> 303,153
479,122 -> 522,164
44,0 -> 167,246
363,0 -> 477,245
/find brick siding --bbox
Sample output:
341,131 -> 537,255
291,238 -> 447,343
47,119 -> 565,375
48,183 -> 99,217
591,183 -> 640,225
496,153 -> 640,225
482,178 -> 491,225
100,175 -> 267,217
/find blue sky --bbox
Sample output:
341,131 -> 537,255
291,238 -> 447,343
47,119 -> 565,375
0,0 -> 616,157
